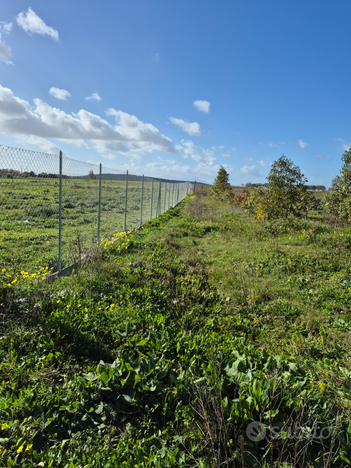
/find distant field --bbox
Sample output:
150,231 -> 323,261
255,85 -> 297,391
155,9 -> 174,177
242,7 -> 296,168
0,177 -> 180,273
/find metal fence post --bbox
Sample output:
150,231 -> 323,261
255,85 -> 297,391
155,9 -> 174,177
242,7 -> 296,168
140,175 -> 144,227
58,151 -> 62,271
124,170 -> 128,232
97,163 -> 102,242
164,182 -> 166,213
150,179 -> 154,219
156,181 -> 161,217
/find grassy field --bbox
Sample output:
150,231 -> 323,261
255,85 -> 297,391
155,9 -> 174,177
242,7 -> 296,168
0,177 -> 186,273
1,187 -> 351,467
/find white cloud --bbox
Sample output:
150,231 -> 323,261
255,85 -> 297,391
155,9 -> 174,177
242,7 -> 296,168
240,165 -> 261,178
169,117 -> 202,136
0,84 -> 176,155
166,157 -> 177,165
193,100 -> 210,114
59,138 -> 89,148
92,140 -> 128,153
259,141 -> 279,148
278,141 -> 286,145
176,140 -> 216,164
335,138 -> 351,152
0,41 -> 12,64
107,108 -> 175,152
212,145 -> 224,151
257,159 -> 270,167
0,22 -> 13,34
16,8 -> 59,40
326,155 -> 333,161
244,157 -> 254,161
231,148 -> 237,152
177,139 -> 199,159
101,153 -> 116,160
15,135 -> 59,154
126,153 -> 143,164
313,154 -> 323,160
201,150 -> 216,164
85,92 -> 102,102
221,153 -> 231,159
0,22 -> 14,65
297,139 -> 308,149
202,148 -> 215,158
49,87 -> 71,100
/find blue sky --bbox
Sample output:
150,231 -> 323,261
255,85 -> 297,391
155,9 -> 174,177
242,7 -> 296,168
1,1 -> 351,185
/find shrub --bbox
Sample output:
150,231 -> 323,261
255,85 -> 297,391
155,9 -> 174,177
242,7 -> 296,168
262,155 -> 317,219
211,166 -> 233,201
325,149 -> 351,222
235,186 -> 251,205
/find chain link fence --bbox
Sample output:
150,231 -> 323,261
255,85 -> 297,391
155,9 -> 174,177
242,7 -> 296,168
0,144 -> 194,273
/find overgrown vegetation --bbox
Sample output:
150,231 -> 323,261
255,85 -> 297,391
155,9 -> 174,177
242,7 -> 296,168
1,178 -> 351,466
215,154 -> 339,223
325,148 -> 351,223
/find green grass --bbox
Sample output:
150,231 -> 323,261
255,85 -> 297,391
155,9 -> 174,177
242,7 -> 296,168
0,177 -> 185,273
1,188 -> 351,467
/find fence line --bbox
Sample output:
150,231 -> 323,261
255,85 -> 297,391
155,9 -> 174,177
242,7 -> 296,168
0,144 -> 194,274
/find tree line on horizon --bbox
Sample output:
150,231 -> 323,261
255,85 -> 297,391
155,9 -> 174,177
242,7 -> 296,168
243,182 -> 327,191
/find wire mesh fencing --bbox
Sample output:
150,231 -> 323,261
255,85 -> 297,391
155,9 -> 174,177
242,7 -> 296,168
0,144 -> 194,274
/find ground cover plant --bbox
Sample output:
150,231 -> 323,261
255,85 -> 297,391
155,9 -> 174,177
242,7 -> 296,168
1,180 -> 351,467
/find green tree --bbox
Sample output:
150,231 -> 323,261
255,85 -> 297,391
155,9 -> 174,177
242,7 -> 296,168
263,155 -> 314,218
326,149 -> 351,221
211,166 -> 233,201
88,170 -> 96,180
